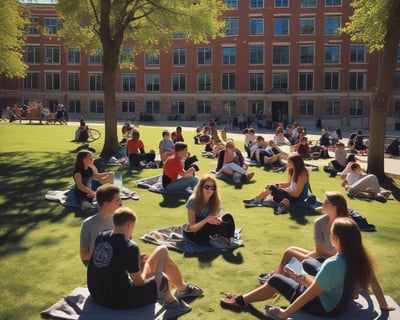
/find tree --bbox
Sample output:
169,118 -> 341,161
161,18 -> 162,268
55,0 -> 226,158
0,0 -> 28,78
342,0 -> 400,178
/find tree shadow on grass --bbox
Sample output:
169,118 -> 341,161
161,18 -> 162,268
219,303 -> 266,319
288,206 -> 321,225
0,151 -> 85,256
380,176 -> 400,202
159,193 -> 190,208
184,248 -> 244,265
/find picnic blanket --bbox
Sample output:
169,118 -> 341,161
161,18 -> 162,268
282,293 -> 400,319
140,225 -> 244,254
40,287 -> 190,320
136,175 -> 192,195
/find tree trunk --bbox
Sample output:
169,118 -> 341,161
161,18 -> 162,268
367,1 -> 400,179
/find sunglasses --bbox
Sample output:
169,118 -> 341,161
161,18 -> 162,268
203,184 -> 216,191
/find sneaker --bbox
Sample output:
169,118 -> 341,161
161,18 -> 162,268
274,203 -> 288,215
258,272 -> 274,284
243,198 -> 255,204
347,190 -> 355,198
139,160 -> 147,167
376,194 -> 387,203
163,299 -> 192,313
244,199 -> 263,207
174,284 -> 203,300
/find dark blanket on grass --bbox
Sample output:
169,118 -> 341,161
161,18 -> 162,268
40,287 -> 190,320
140,225 -> 244,254
136,175 -> 192,195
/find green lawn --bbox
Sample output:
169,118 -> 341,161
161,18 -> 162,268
0,121 -> 399,320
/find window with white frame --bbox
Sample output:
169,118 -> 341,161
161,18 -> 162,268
197,100 -> 212,114
197,47 -> 212,65
68,73 -> 80,91
145,73 -> 160,92
89,100 -> 104,113
26,16 -> 39,35
45,46 -> 60,64
324,45 -> 340,64
222,100 -> 237,116
146,100 -> 160,114
349,99 -> 363,117
274,17 -> 289,36
324,16 -> 341,35
222,72 -> 235,90
324,71 -> 339,91
250,18 -> 264,35
23,72 -> 39,89
250,0 -> 263,8
300,45 -> 315,64
45,72 -> 60,91
273,72 -> 288,90
44,17 -> 58,35
89,50 -> 103,65
300,0 -> 316,8
122,73 -> 136,92
299,18 -> 315,35
122,101 -> 135,113
222,47 -> 236,64
326,0 -> 341,6
299,71 -> 313,91
224,18 -> 239,36
67,48 -> 81,64
172,48 -> 186,66
250,73 -> 264,91
68,100 -> 81,113
299,99 -> 314,116
198,72 -> 212,91
225,0 -> 238,9
350,45 -> 366,63
275,0 -> 288,8
171,101 -> 185,119
119,47 -> 134,65
249,45 -> 264,64
89,73 -> 103,91
325,99 -> 340,116
172,73 -> 186,92
273,45 -> 290,64
349,71 -> 365,91
25,46 -> 40,64
145,54 -> 160,66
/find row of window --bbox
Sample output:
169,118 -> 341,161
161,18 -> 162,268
26,70 -> 400,92
24,44 -> 370,66
47,97 -> 365,118
227,16 -> 342,36
227,0 -> 342,9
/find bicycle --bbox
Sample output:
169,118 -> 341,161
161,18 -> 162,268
87,128 -> 101,142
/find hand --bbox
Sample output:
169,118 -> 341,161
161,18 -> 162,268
207,216 -> 221,225
284,268 -> 299,280
140,253 -> 148,270
87,191 -> 96,199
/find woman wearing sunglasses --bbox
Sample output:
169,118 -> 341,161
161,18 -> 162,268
183,174 -> 235,246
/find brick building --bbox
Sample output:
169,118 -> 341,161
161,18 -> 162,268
1,1 -> 400,130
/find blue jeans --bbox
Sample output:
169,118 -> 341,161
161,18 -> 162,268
165,176 -> 199,192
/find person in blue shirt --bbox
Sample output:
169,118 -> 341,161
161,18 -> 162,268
221,217 -> 394,319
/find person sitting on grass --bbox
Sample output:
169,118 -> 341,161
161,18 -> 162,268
87,206 -> 203,310
243,154 -> 309,214
216,140 -> 255,184
126,130 -> 156,167
295,136 -> 312,160
183,174 -> 235,246
220,217 -> 395,319
343,163 -> 390,203
75,117 -> 89,142
159,130 -> 175,164
162,142 -> 199,193
252,136 -> 283,167
73,150 -> 114,211
79,184 -> 121,266
257,192 -> 349,284
171,126 -> 184,143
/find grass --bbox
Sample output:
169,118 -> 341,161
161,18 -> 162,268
0,121 -> 399,320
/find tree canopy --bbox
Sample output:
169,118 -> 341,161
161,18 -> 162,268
55,0 -> 227,157
0,0 -> 28,78
342,0 -> 400,178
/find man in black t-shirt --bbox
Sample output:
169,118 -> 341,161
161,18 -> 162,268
88,207 -> 203,310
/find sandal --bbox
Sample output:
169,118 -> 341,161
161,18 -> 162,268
220,293 -> 247,308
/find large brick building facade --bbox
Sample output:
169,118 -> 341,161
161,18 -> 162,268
1,1 -> 400,129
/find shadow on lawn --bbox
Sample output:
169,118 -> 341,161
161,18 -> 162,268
0,151 -> 79,255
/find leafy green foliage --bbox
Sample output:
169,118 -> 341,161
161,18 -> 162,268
0,0 -> 28,78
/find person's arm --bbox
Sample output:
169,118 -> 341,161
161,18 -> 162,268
179,167 -> 196,178
91,165 -> 114,181
129,271 -> 146,287
314,242 -> 336,259
73,172 -> 96,198
187,208 -> 220,233
370,276 -> 396,311
80,246 -> 91,262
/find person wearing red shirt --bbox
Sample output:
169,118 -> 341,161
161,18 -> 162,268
162,142 -> 199,193
126,130 -> 155,167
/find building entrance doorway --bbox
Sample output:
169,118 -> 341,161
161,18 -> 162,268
271,101 -> 288,127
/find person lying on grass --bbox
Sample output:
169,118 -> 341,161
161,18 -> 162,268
220,217 -> 395,319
